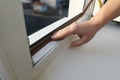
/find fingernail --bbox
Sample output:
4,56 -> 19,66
70,44 -> 75,47
70,43 -> 78,47
68,45 -> 73,48
51,35 -> 56,39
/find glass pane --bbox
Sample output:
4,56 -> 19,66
21,0 -> 69,36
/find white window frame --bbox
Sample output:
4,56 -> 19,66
0,0 -> 95,80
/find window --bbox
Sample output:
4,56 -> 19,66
22,0 -> 69,36
0,0 -> 95,80
21,0 -> 95,65
21,0 -> 70,56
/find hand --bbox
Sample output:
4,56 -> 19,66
51,20 -> 100,47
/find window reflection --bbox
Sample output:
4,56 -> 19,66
21,0 -> 69,36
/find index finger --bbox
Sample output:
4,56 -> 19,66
51,23 -> 77,40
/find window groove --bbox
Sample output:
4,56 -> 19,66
30,0 -> 94,56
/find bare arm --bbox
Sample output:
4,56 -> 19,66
52,0 -> 120,47
91,0 -> 120,30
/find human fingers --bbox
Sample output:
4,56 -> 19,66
51,23 -> 77,40
70,36 -> 89,47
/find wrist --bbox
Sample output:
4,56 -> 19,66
89,17 -> 105,30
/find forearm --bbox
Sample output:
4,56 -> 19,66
90,0 -> 120,29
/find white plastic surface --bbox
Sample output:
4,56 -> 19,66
37,22 -> 120,80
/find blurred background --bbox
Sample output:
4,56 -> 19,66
21,0 -> 69,36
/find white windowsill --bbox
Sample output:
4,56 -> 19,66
32,14 -> 91,79
36,21 -> 120,80
32,36 -> 73,79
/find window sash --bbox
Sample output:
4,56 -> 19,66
29,0 -> 95,56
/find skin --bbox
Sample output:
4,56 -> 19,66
51,0 -> 120,47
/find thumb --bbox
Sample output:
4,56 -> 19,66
51,25 -> 75,40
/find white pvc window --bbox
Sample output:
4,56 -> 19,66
21,0 -> 85,58
0,0 -> 95,80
